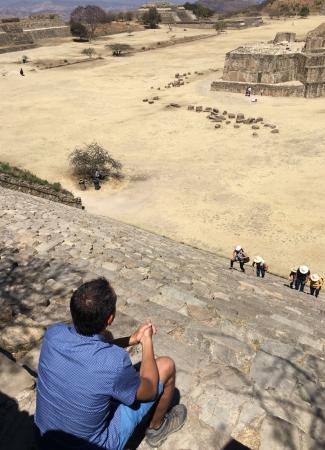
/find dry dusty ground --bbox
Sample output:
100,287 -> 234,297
1,17 -> 325,276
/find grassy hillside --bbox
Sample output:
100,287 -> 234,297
0,162 -> 62,192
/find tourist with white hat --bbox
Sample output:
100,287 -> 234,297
295,265 -> 310,292
229,245 -> 249,273
288,267 -> 297,289
309,273 -> 324,298
252,256 -> 268,278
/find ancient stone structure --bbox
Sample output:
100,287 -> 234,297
0,14 -> 70,53
0,173 -> 83,209
273,32 -> 296,44
211,24 -> 325,98
1,186 -> 325,449
137,2 -> 197,24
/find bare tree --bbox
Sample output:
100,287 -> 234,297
71,5 -> 108,41
69,142 -> 122,181
108,43 -> 133,56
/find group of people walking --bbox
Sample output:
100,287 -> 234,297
229,245 -> 323,298
289,266 -> 324,297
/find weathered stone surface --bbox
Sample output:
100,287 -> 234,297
0,186 -> 325,449
0,352 -> 34,398
0,315 -> 44,353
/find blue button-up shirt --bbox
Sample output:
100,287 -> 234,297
35,323 -> 140,449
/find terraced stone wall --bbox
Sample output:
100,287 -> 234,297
0,173 -> 83,209
25,27 -> 71,41
223,51 -> 300,84
211,79 -> 305,97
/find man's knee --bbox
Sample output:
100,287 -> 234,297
156,356 -> 175,384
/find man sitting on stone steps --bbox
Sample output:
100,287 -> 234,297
34,277 -> 187,450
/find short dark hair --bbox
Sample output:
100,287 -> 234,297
70,278 -> 116,336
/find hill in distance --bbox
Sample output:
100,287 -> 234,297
199,0 -> 261,13
0,0 -> 182,17
0,0 -> 265,17
242,0 -> 325,15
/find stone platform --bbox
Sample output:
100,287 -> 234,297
211,79 -> 305,97
0,186 -> 325,450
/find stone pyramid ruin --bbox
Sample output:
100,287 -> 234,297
0,186 -> 325,450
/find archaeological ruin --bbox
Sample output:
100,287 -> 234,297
211,23 -> 325,98
0,14 -> 70,54
137,2 -> 197,24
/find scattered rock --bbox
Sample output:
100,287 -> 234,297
228,113 -> 235,119
271,129 -> 279,134
222,110 -> 227,115
148,100 -> 154,104
204,107 -> 212,112
142,98 -> 148,102
215,124 -> 221,129
252,125 -> 260,130
188,105 -> 194,110
226,120 -> 231,124
152,96 -> 159,101
195,106 -> 203,112
175,73 -> 180,78
234,124 -> 240,128
213,108 -> 219,113
169,103 -> 181,108
252,132 -> 258,137
256,117 -> 263,122
236,113 -> 245,120
270,125 -> 277,129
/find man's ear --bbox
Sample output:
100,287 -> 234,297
107,312 -> 115,326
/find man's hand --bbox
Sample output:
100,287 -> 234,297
129,320 -> 157,346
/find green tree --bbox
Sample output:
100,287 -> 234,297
215,20 -> 226,32
70,20 -> 89,40
142,7 -> 161,29
299,5 -> 310,17
183,2 -> 213,18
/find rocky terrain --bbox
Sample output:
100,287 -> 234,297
1,186 -> 325,450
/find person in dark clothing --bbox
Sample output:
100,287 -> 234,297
230,245 -> 248,273
289,268 -> 297,289
20,68 -> 25,76
252,256 -> 268,278
295,265 -> 310,292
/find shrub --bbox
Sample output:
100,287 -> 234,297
82,47 -> 96,58
69,142 -> 122,180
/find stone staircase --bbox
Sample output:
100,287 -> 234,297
0,186 -> 325,450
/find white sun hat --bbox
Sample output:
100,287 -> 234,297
254,256 -> 263,264
235,245 -> 242,251
299,265 -> 309,275
310,273 -> 320,282
291,267 -> 297,273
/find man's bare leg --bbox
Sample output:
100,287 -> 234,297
149,356 -> 176,429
